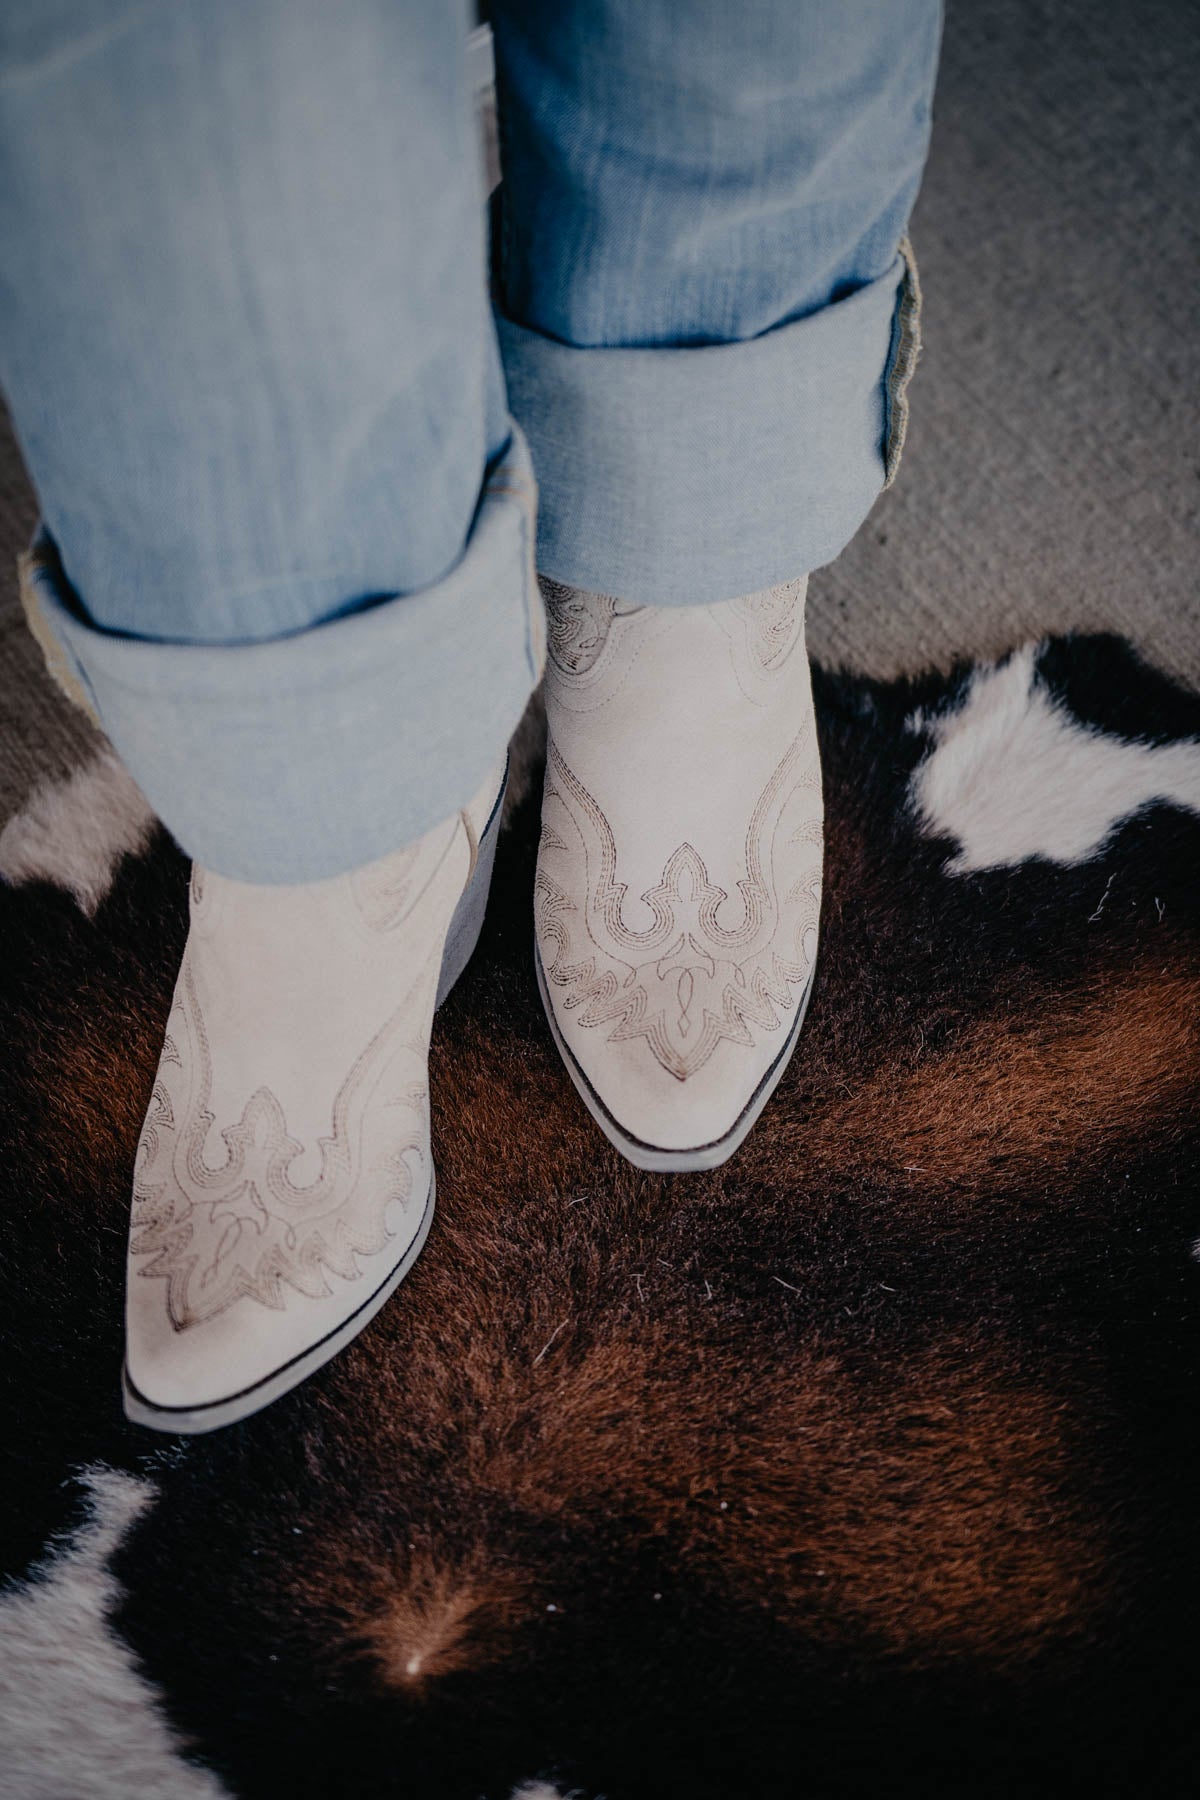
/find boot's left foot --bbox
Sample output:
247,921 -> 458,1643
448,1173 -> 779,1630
123,762 -> 506,1433
534,576 -> 823,1171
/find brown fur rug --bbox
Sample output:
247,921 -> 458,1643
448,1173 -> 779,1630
1,634 -> 1198,1799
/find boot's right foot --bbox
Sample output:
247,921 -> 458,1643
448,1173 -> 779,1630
534,577 -> 823,1171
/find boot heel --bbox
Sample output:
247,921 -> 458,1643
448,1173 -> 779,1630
436,757 -> 507,1007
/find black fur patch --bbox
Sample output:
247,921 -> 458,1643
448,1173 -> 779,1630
1035,633 -> 1200,747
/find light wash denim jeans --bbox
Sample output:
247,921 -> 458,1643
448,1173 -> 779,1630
0,0 -> 941,882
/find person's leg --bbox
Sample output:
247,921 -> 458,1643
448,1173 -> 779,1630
492,0 -> 939,604
491,0 -> 941,1166
1,0 -> 540,884
0,0 -> 540,1427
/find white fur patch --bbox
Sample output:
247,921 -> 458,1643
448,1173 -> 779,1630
0,1466 -> 229,1800
510,1786 -> 569,1800
0,747 -> 157,913
909,645 -> 1200,872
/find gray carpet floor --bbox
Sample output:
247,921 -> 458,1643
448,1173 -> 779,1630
2,0 -> 1197,827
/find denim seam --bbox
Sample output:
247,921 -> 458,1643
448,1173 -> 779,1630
490,53 -> 516,319
517,491 -> 536,683
486,469 -> 542,683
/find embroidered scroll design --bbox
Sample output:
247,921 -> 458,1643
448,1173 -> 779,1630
542,579 -> 643,682
129,956 -> 429,1331
535,736 -> 822,1082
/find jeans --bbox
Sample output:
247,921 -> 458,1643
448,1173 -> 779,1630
0,0 -> 941,882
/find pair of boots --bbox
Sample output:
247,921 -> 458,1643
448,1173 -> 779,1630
124,575 -> 823,1431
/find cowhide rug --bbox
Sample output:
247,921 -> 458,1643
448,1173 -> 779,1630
1,634 -> 1198,1800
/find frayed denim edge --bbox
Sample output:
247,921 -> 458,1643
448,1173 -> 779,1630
882,234 -> 923,491
19,537 -> 102,727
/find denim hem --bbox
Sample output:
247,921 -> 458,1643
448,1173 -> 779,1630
22,427 -> 543,884
495,253 -> 908,607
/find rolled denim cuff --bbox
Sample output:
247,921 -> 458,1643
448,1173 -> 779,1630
22,428 -> 543,884
495,243 -> 920,606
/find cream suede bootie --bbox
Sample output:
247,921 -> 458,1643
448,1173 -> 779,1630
535,577 -> 822,1170
123,761 -> 506,1432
